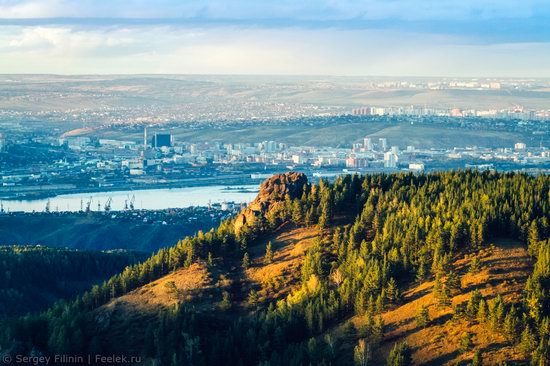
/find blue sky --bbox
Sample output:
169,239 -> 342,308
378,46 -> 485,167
0,0 -> 549,76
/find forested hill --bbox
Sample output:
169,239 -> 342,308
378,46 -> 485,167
0,246 -> 147,317
1,171 -> 549,365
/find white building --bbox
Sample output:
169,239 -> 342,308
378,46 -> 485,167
379,138 -> 388,151
409,163 -> 425,171
384,152 -> 398,168
292,155 -> 303,164
514,142 -> 526,150
363,137 -> 373,151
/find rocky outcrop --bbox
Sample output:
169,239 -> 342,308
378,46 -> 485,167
234,172 -> 308,234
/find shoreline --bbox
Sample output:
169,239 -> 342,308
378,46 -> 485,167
0,174 -> 259,201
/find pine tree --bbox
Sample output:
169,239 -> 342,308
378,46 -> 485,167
247,289 -> 259,308
415,305 -> 430,328
292,200 -> 303,225
469,256 -> 482,274
446,270 -> 461,292
376,293 -> 385,313
265,241 -> 274,264
434,276 -> 451,309
416,258 -> 428,284
477,299 -> 488,324
387,342 -> 412,366
353,339 -> 370,366
318,208 -> 330,229
466,289 -> 482,318
519,326 -> 537,354
242,253 -> 250,270
490,296 -> 505,330
528,220 -> 540,257
503,306 -> 520,342
386,278 -> 400,304
471,349 -> 483,366
459,332 -> 472,354
219,291 -> 231,311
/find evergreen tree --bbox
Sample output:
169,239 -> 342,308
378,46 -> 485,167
247,289 -> 259,308
415,305 -> 430,328
519,326 -> 537,354
354,339 -> 370,366
242,253 -> 250,270
387,342 -> 412,366
477,299 -> 488,324
471,349 -> 482,366
528,221 -> 540,257
459,332 -> 472,354
446,270 -> 461,292
219,291 -> 231,311
469,256 -> 482,274
386,278 -> 400,304
265,241 -> 274,264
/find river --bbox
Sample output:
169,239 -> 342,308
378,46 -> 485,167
0,185 -> 259,213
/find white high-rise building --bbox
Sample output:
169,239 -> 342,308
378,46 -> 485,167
384,152 -> 398,168
266,141 -> 277,152
363,137 -> 373,151
379,138 -> 388,151
514,142 -> 526,150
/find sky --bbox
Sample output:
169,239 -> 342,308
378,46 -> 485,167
0,0 -> 550,76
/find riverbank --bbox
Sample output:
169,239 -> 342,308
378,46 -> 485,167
0,173 -> 258,201
0,184 -> 259,213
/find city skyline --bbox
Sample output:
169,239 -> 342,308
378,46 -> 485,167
1,0 -> 550,76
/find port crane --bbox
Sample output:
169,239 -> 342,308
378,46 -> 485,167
85,197 -> 92,212
129,194 -> 135,210
104,197 -> 113,212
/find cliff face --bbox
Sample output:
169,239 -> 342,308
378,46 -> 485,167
234,172 -> 308,233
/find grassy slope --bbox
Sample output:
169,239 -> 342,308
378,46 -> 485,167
81,221 -> 532,364
344,239 -> 531,365
87,224 -> 317,357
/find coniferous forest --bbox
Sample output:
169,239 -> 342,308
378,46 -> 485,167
1,170 -> 549,365
0,246 -> 147,316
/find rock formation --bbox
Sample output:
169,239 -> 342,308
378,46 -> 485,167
234,172 -> 308,234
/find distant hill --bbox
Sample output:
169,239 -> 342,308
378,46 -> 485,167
91,118 -> 546,149
0,211 -> 224,252
1,171 -> 549,365
0,246 -> 147,317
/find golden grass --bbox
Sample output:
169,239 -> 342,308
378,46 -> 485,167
355,239 -> 531,365
247,225 -> 319,300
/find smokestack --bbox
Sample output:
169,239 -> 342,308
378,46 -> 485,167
143,127 -> 147,150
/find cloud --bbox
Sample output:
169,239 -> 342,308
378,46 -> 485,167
0,25 -> 549,76
0,1 -> 549,75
